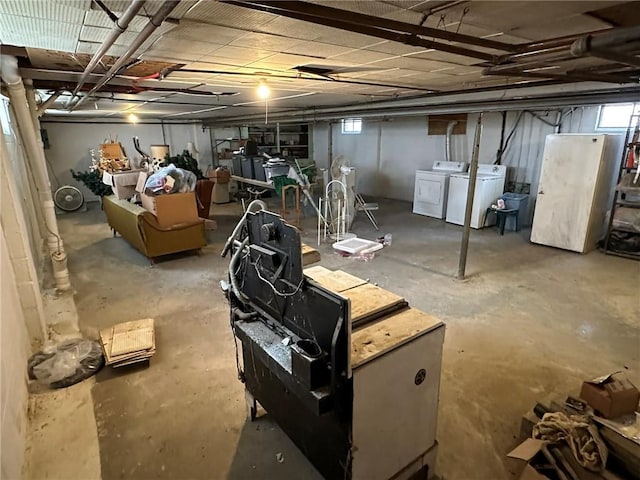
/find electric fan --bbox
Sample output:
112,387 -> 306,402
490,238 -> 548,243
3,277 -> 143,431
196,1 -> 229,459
54,186 -> 84,212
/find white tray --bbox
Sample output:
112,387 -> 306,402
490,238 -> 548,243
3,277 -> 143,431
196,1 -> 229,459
332,237 -> 383,254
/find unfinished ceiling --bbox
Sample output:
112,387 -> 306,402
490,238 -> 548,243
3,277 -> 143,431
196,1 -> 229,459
1,0 -> 639,122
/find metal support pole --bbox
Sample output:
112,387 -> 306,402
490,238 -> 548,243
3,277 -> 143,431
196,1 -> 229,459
457,113 -> 483,279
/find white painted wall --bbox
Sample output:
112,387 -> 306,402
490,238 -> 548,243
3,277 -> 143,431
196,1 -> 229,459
312,106 -> 620,224
41,122 -> 213,201
0,227 -> 31,480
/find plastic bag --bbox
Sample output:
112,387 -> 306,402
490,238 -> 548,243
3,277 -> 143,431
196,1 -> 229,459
144,164 -> 197,194
28,339 -> 104,388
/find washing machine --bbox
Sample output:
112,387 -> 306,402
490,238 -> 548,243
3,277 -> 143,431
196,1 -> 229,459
445,164 -> 507,228
413,161 -> 468,218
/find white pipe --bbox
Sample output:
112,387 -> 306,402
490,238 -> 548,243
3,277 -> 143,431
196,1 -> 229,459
36,91 -> 62,116
445,120 -> 458,162
71,0 -> 180,111
69,0 -> 146,103
1,55 -> 71,291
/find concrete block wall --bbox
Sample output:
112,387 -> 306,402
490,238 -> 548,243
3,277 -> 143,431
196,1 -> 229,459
0,228 -> 30,480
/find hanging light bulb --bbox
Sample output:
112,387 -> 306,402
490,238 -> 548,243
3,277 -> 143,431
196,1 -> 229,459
257,80 -> 270,99
128,113 -> 138,124
257,80 -> 270,124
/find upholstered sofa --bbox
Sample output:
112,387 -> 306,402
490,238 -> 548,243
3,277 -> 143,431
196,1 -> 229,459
102,195 -> 206,261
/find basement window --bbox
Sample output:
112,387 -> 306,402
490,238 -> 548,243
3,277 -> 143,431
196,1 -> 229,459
0,96 -> 11,135
341,118 -> 362,134
597,103 -> 640,130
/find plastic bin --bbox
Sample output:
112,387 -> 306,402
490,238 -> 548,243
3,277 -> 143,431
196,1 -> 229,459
501,192 -> 529,231
252,157 -> 267,182
240,156 -> 255,179
264,164 -> 290,181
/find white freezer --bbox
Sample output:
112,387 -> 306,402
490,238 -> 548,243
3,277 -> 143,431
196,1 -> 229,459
530,134 -> 619,253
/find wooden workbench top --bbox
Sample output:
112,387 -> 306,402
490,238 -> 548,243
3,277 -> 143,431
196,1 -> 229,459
304,266 -> 405,324
303,265 -> 444,369
351,308 -> 444,368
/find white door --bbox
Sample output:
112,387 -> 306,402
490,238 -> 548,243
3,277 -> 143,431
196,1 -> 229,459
531,135 -> 605,252
413,172 -> 447,218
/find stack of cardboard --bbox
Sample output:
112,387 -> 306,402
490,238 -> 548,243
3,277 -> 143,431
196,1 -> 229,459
99,318 -> 156,367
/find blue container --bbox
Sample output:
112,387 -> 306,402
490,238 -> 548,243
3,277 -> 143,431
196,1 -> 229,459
501,193 -> 529,231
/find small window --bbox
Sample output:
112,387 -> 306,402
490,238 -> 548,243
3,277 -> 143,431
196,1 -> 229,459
1,96 -> 12,135
341,118 -> 362,134
597,103 -> 640,129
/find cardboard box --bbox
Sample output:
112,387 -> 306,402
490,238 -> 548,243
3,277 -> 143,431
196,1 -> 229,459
140,192 -> 199,228
507,439 -> 550,480
208,167 -> 231,184
101,142 -> 126,159
580,373 -> 640,419
102,169 -> 144,200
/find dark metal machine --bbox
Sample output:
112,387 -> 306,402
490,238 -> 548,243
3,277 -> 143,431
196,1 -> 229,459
221,204 -> 352,479
221,203 -> 443,480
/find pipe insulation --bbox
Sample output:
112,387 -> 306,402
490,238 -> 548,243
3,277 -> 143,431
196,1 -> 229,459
0,54 -> 71,291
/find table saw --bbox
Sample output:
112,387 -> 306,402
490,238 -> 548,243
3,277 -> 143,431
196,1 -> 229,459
222,206 -> 445,480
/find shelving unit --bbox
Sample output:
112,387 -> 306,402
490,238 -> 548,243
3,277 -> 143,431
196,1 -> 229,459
248,123 -> 310,158
602,113 -> 640,260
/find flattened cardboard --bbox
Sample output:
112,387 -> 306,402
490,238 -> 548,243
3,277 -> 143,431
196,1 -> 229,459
507,439 -> 546,462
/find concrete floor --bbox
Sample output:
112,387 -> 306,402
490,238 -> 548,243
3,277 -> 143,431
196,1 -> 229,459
25,198 -> 639,480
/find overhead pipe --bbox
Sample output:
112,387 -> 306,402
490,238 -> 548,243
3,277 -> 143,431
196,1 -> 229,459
0,55 -> 71,291
571,25 -> 640,55
205,82 -> 640,126
36,90 -> 62,116
71,0 -> 180,111
68,0 -> 146,104
483,67 -> 637,84
206,86 -> 640,127
571,26 -> 640,69
515,28 -> 614,54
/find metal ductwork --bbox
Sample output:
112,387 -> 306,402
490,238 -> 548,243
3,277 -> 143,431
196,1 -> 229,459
0,54 -> 71,291
70,0 -> 180,111
68,0 -> 146,104
445,121 -> 458,163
